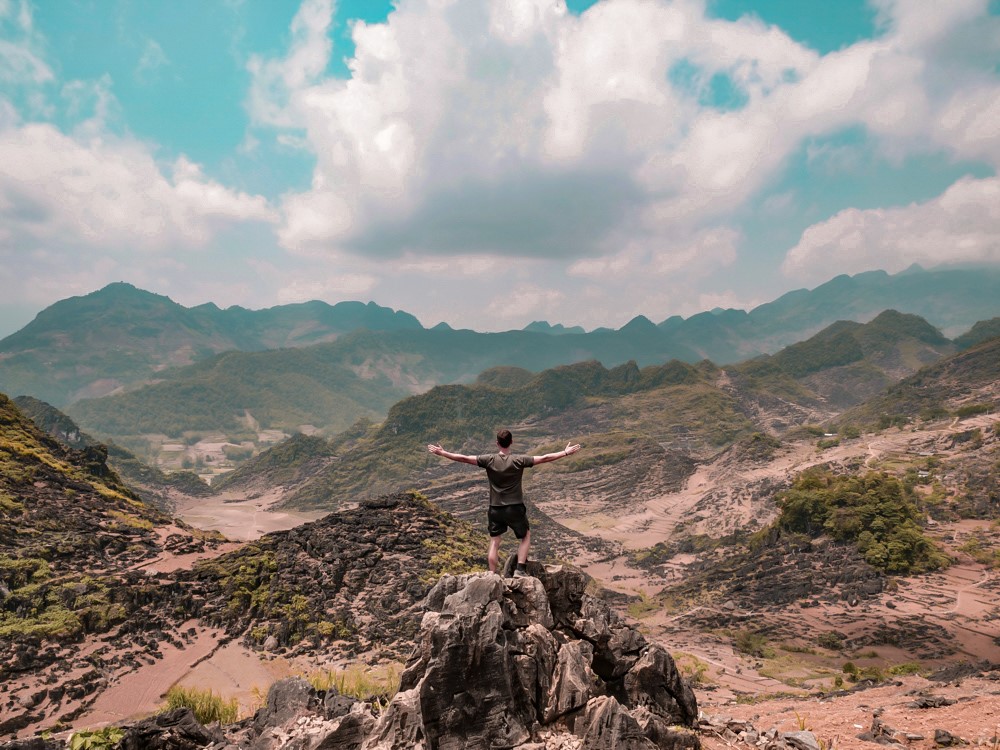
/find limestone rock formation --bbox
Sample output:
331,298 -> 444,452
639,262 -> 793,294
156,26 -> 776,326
367,563 -> 699,749
21,565 -> 699,749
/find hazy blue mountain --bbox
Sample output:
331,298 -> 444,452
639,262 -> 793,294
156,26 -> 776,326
523,321 -> 586,335
228,311 -> 966,510
2,266 -> 998,417
0,282 -> 422,405
743,267 -> 1000,340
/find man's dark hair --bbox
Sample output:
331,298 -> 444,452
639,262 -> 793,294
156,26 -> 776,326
496,429 -> 513,448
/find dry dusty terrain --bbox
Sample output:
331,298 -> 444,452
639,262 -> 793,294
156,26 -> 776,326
15,414 -> 998,743
549,413 -> 1000,746
173,489 -> 329,541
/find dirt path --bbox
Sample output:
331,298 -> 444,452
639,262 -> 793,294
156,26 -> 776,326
174,492 -> 327,541
71,625 -> 225,729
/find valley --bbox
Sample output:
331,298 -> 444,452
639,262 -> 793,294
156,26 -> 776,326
2,279 -> 999,749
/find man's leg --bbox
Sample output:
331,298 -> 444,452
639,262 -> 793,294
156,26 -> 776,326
488,536 -> 503,573
517,529 -> 531,565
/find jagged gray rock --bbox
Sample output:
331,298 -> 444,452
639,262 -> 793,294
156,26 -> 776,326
622,645 -> 698,727
116,707 -> 225,750
574,696 -> 655,749
366,565 -> 699,749
27,566 -> 698,750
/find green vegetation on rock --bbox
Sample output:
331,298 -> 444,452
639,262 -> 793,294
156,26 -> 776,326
774,469 -> 949,574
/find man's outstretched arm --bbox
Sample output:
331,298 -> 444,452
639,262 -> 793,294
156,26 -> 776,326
533,441 -> 582,465
427,444 -> 479,465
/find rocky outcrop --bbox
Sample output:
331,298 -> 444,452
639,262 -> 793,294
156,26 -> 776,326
12,565 -> 699,749
369,563 -> 699,749
190,493 -> 487,658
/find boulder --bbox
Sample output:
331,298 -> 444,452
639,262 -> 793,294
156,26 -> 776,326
117,707 -> 224,750
622,645 -> 698,726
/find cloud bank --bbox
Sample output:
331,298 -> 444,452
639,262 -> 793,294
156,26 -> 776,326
0,0 -> 997,332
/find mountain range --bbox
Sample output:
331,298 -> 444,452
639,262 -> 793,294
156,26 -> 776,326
3,294 -> 999,744
0,266 -> 994,457
1,266 -> 998,414
216,310 -> 981,519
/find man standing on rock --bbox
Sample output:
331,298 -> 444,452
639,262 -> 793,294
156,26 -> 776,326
427,430 -> 581,577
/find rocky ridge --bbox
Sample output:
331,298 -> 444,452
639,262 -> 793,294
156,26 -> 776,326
0,393 -> 226,735
4,564 -> 703,749
12,394 -> 213,512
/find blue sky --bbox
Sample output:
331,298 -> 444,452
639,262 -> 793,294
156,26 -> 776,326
1,0 -> 998,337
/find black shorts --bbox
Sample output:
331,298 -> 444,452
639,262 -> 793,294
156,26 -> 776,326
488,503 -> 529,539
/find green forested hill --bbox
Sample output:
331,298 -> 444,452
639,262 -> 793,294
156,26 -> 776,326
3,267 -> 998,413
12,395 -> 212,508
223,311 -> 977,511
0,282 -> 421,406
260,358 -> 757,509
62,308 -> 964,446
953,317 -> 1000,350
732,310 -> 956,409
837,335 -> 1000,429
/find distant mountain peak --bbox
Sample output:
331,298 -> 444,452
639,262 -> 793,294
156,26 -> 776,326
523,320 -> 585,335
620,315 -> 658,333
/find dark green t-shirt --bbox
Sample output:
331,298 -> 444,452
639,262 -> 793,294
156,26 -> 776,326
476,452 -> 535,506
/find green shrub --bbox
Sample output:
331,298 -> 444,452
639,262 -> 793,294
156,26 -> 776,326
672,652 -> 711,685
816,631 -> 845,651
956,402 -> 993,418
732,630 -> 775,659
888,661 -> 923,676
838,424 -> 861,439
69,727 -> 125,750
775,469 -> 949,575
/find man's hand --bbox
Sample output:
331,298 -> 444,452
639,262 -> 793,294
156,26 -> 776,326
533,441 -> 582,464
427,444 -> 443,455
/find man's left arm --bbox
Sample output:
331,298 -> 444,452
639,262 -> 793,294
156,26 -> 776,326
532,442 -> 581,465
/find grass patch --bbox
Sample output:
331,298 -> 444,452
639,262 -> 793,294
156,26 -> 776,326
672,652 -> 712,686
626,591 -> 660,619
888,661 -> 924,676
304,663 -> 401,707
165,685 -> 239,724
0,490 -> 24,514
732,629 -> 775,659
107,509 -> 154,530
734,690 -> 801,705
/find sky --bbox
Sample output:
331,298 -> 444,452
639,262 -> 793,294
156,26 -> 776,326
0,0 -> 998,337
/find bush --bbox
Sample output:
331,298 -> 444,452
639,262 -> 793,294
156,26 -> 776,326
956,402 -> 993,418
775,469 -> 949,575
69,727 -> 126,750
733,630 -> 775,659
816,631 -> 845,651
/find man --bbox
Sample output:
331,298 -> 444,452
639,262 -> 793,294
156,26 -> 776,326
427,429 -> 581,577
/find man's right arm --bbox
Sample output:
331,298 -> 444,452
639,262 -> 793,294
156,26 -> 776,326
427,444 -> 479,465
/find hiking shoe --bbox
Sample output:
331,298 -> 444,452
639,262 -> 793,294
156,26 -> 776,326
513,569 -> 528,578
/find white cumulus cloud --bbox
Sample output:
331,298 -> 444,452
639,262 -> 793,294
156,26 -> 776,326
782,176 -> 1000,283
